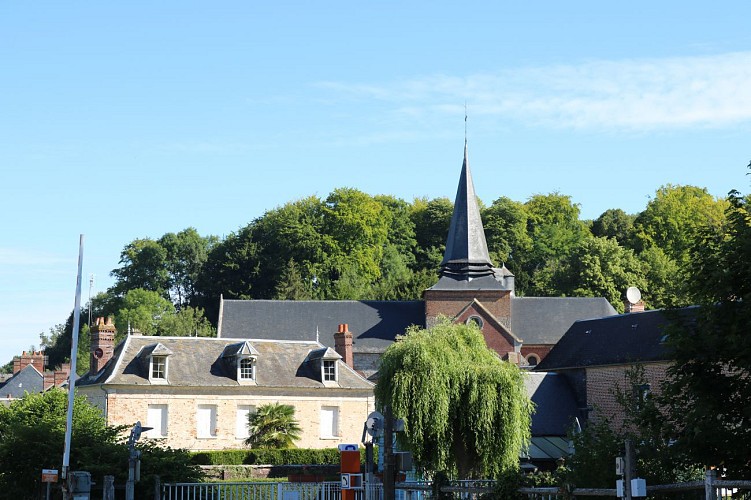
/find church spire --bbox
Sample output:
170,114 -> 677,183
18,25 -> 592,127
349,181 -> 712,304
438,140 -> 494,280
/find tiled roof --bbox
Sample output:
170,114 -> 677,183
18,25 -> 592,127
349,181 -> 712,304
76,336 -> 372,391
535,308 -> 696,371
0,364 -> 44,398
525,371 -> 580,436
218,299 -> 425,353
511,297 -> 617,345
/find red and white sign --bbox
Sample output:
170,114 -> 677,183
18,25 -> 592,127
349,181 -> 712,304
41,469 -> 59,483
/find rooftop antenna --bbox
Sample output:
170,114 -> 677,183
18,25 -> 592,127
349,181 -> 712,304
88,274 -> 95,327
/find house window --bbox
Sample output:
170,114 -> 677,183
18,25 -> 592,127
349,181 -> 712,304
527,354 -> 539,367
147,404 -> 168,438
320,406 -> 339,438
151,356 -> 167,380
323,360 -> 337,382
239,358 -> 255,381
236,405 -> 254,439
197,404 -> 217,438
467,316 -> 484,329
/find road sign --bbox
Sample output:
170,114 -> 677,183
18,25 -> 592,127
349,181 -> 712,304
41,469 -> 59,483
338,443 -> 359,451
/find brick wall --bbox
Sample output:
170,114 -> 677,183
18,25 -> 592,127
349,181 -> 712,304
424,289 -> 511,328
586,362 -> 670,428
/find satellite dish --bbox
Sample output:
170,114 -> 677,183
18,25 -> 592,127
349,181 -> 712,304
626,287 -> 642,304
365,411 -> 384,437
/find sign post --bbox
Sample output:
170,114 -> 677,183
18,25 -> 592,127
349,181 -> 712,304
42,469 -> 59,500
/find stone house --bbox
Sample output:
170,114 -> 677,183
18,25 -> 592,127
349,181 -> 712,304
76,318 -> 374,450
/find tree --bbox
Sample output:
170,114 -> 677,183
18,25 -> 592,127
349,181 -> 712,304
0,389 -> 203,498
661,176 -> 751,476
158,228 -> 218,308
110,238 -> 170,298
591,208 -> 635,245
523,193 -> 590,296
245,403 -> 302,448
156,306 -> 216,337
115,288 -> 175,336
558,237 -> 647,312
375,318 -> 533,479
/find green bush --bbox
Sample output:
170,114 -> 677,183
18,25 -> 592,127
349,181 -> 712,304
190,448 -> 372,466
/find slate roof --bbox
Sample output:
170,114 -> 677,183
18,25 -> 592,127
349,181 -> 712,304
0,364 -> 44,398
218,299 -> 425,353
434,141 -> 496,284
535,308 -> 696,371
76,336 -> 373,391
511,297 -> 617,345
525,372 -> 580,436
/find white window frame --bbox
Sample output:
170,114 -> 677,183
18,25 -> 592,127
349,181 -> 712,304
149,355 -> 168,383
320,406 -> 339,439
237,356 -> 256,383
197,404 -> 218,439
147,404 -> 168,438
322,359 -> 338,382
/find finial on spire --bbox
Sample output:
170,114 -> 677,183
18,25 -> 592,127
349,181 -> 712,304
464,101 -> 468,145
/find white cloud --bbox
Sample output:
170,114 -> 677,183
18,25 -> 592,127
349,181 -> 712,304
316,52 -> 751,131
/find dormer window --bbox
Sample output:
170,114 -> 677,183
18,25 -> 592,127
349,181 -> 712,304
323,360 -> 336,382
239,357 -> 255,381
143,343 -> 173,384
152,356 -> 167,379
222,341 -> 259,385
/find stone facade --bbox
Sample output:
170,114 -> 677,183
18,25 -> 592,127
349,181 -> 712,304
80,385 -> 374,450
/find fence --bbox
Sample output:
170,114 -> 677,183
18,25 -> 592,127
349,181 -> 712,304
160,472 -> 751,500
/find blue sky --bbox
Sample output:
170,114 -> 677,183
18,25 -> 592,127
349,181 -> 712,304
1,1 -> 750,365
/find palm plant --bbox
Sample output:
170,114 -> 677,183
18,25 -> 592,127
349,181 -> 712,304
245,403 -> 302,448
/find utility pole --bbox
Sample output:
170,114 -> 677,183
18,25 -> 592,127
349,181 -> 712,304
624,438 -> 634,500
383,405 -> 395,500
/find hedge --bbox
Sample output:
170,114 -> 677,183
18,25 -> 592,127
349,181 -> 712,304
190,448 -> 371,466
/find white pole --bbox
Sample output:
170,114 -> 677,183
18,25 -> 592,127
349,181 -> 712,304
62,235 -> 84,483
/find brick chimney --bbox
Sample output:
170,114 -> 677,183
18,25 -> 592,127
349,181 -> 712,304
334,323 -> 354,369
623,300 -> 645,313
90,317 -> 117,374
12,350 -> 47,374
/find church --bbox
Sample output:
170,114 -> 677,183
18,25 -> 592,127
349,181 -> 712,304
217,141 -> 616,379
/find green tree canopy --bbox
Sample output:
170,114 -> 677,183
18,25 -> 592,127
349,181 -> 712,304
662,177 -> 751,476
0,389 -> 202,498
375,318 -> 533,479
245,403 -> 302,448
115,288 -> 176,336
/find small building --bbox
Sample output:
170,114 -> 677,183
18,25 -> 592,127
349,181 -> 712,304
534,307 -> 694,427
76,317 -> 374,450
1,350 -> 70,404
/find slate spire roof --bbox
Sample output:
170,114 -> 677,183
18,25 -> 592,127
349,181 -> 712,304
436,140 -> 496,282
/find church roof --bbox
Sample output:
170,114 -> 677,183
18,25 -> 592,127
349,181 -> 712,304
218,299 -> 425,353
434,141 -> 496,285
511,297 -> 617,345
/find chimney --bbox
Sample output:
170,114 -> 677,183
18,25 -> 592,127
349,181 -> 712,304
43,372 -> 55,391
334,323 -> 354,369
90,317 -> 117,375
13,350 -> 47,374
623,300 -> 645,313
54,363 -> 71,388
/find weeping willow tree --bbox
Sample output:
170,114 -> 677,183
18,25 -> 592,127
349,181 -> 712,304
375,317 -> 533,479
